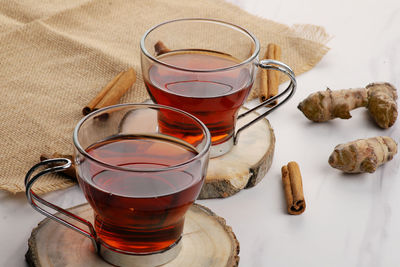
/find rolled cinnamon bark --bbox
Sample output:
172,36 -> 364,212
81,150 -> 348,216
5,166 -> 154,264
259,43 -> 282,106
281,161 -> 306,215
82,71 -> 124,115
82,68 -> 136,115
154,41 -> 171,56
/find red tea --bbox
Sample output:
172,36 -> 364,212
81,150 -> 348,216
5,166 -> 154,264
145,51 -> 253,144
77,134 -> 203,253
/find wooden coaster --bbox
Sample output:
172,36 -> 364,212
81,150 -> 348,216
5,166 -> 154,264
26,203 -> 239,267
199,110 -> 275,199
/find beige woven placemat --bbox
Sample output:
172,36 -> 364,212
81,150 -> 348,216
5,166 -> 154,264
0,0 -> 330,194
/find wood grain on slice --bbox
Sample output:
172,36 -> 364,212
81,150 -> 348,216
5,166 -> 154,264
26,203 -> 239,267
199,109 -> 275,199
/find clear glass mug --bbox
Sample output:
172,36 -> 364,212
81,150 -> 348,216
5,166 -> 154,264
141,18 -> 296,158
25,104 -> 211,266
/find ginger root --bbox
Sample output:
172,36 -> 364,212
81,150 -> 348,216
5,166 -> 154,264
366,83 -> 398,128
328,136 -> 398,173
298,82 -> 398,128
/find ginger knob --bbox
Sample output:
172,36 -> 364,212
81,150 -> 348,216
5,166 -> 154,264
298,82 -> 398,128
329,136 -> 398,173
366,83 -> 398,128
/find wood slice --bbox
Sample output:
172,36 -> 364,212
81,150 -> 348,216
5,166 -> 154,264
199,110 -> 275,199
26,203 -> 239,267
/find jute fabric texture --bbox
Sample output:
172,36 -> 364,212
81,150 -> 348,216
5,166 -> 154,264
0,0 -> 330,194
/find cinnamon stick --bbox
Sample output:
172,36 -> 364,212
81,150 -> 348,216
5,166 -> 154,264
281,161 -> 306,215
40,153 -> 76,180
154,41 -> 171,56
82,68 -> 136,115
259,43 -> 282,106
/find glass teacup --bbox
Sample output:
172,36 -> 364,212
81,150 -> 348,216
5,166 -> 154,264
141,18 -> 296,157
25,104 -> 211,266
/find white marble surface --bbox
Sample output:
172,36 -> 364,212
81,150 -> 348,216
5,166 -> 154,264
1,0 -> 400,266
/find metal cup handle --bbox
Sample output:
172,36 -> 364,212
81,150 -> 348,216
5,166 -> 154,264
25,158 -> 99,252
234,59 -> 297,144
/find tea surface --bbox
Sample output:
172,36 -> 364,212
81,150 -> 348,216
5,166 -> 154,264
78,134 -> 203,253
145,51 -> 253,144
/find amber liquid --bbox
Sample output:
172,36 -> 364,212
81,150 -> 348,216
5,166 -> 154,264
145,51 -> 253,144
77,134 -> 203,253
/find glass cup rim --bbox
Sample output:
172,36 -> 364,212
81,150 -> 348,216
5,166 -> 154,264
140,18 -> 260,73
73,103 -> 211,173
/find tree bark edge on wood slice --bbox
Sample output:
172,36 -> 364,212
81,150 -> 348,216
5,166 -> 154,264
26,203 -> 239,267
199,110 -> 275,199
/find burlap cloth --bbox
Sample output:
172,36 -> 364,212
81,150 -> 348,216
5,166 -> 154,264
0,0 -> 330,194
